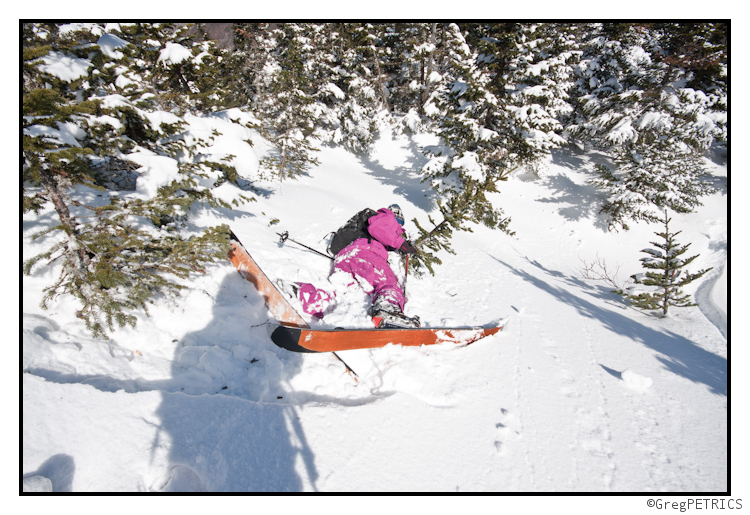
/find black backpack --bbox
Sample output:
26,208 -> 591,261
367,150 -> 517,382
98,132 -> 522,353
327,208 -> 378,256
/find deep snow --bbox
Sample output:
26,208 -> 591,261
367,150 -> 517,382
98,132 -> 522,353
23,110 -> 728,495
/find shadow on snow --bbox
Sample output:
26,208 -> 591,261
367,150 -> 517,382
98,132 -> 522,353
149,273 -> 319,491
491,255 -> 727,397
24,273 -> 320,492
23,454 -> 76,492
355,137 -> 438,214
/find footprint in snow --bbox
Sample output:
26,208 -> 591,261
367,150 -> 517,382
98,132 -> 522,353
494,408 -> 521,456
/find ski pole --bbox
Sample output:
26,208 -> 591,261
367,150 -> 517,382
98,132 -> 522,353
277,231 -> 334,261
403,253 -> 410,296
333,352 -> 359,383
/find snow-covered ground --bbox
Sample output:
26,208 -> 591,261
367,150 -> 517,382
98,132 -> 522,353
23,114 -> 728,496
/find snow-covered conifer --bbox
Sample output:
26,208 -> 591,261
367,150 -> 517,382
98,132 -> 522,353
408,25 -> 506,273
304,23 -> 379,154
568,23 -> 726,152
569,23 -> 726,230
591,123 -> 717,231
253,24 -> 321,182
23,23 -> 252,337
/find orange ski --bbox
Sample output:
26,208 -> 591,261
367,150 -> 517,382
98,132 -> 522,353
228,232 -> 308,328
228,230 -> 504,353
270,324 -> 504,353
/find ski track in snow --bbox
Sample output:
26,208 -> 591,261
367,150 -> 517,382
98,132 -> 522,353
578,321 -> 617,490
509,289 -> 617,491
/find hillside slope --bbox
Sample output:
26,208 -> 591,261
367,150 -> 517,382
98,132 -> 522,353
23,122 -> 727,492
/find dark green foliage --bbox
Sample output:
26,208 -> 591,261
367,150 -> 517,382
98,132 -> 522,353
616,211 -> 713,316
253,24 -> 321,182
23,22 -> 728,334
655,22 -> 727,91
591,124 -> 717,231
461,22 -> 521,98
567,23 -> 726,231
26,219 -> 232,338
23,23 -> 252,338
411,178 -> 514,276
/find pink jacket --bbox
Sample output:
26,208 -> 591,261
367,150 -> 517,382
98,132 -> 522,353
298,208 -> 408,317
366,208 -> 406,251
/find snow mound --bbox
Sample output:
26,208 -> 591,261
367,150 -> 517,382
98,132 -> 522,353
621,369 -> 653,392
158,42 -> 193,66
38,51 -> 92,81
97,33 -> 129,59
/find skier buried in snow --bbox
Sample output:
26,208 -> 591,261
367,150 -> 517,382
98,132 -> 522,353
278,204 -> 419,328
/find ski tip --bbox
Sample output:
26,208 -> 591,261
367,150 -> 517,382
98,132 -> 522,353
270,325 -> 319,353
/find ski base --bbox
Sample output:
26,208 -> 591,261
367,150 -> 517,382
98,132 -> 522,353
228,232 -> 308,328
270,323 -> 503,353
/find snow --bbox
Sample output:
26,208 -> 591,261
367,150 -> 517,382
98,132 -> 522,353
113,74 -> 136,90
24,122 -> 86,147
637,111 -> 673,132
96,33 -> 129,60
59,23 -> 104,37
452,152 -> 484,181
608,116 -> 638,145
37,51 -> 92,82
321,82 -> 346,100
23,113 -> 728,493
621,369 -> 653,392
126,148 -> 181,199
157,42 -> 193,66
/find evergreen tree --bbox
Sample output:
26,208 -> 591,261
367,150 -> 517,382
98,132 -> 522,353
511,23 -> 582,148
385,23 -> 440,118
654,22 -> 727,149
568,22 -> 726,152
379,23 -> 424,116
93,23 -> 237,115
306,23 -> 379,154
229,23 -> 273,109
591,123 -> 717,231
23,23 -> 250,338
617,211 -> 713,316
360,22 -> 443,132
253,24 -> 321,182
567,23 -> 665,149
417,23 -> 578,273
655,22 -> 727,94
568,23 -> 726,230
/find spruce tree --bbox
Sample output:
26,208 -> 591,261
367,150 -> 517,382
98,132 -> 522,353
229,23 -> 273,109
511,23 -> 582,146
655,22 -> 727,94
418,23 -> 576,274
591,124 -> 717,231
568,23 -> 726,230
306,23 -> 379,154
253,24 -> 321,182
617,211 -> 713,316
567,23 -> 665,149
23,23 -> 250,338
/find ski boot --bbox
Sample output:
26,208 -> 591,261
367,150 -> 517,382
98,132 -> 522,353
369,301 -> 421,329
275,279 -> 300,300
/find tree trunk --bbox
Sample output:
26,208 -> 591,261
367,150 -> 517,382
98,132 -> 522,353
40,169 -> 90,271
279,138 -> 287,183
420,23 -> 438,112
372,50 -> 391,114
